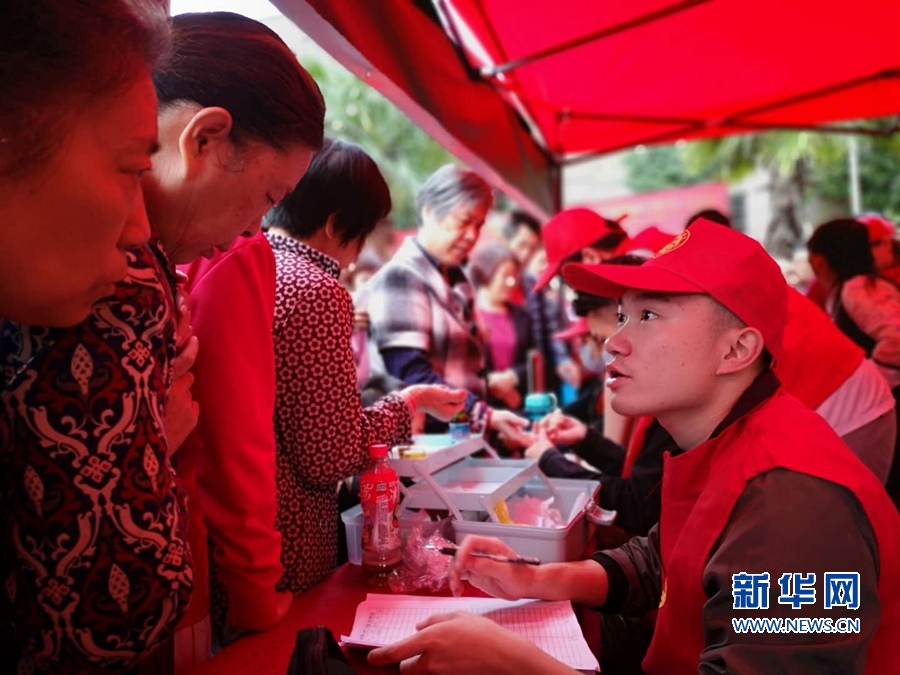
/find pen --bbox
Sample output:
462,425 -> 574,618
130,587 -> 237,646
434,546 -> 542,566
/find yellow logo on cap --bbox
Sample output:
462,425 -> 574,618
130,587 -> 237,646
654,229 -> 690,257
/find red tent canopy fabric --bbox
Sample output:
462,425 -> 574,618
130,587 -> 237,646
275,0 -> 898,213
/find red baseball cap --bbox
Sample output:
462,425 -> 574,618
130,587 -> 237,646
623,226 -> 677,256
561,219 -> 788,361
857,214 -> 895,243
534,208 -> 627,291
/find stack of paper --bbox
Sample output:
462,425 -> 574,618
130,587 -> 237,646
342,594 -> 599,672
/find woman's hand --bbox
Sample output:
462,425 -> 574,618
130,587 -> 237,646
488,410 -> 532,448
535,410 -> 587,446
400,385 -> 467,421
524,429 -> 554,460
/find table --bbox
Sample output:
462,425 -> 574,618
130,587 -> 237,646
192,564 -> 453,674
192,562 -> 603,674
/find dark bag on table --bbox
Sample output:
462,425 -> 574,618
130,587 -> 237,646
286,626 -> 356,675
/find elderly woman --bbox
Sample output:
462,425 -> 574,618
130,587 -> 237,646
0,0 -> 163,328
366,165 -> 530,445
1,11 -> 325,672
1,1 -> 170,671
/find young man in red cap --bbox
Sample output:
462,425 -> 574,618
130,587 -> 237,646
531,207 -> 632,391
369,219 -> 900,674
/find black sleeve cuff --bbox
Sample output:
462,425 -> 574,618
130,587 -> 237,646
590,553 -> 629,612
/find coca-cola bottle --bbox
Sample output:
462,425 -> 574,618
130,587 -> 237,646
360,443 -> 401,584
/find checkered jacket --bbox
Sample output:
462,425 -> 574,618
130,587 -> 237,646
366,238 -> 487,399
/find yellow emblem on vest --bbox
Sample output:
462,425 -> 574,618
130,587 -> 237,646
659,578 -> 667,608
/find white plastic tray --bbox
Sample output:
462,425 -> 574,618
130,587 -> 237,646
400,457 -> 541,512
389,434 -> 490,478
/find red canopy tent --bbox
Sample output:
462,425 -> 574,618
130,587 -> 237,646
273,0 -> 899,215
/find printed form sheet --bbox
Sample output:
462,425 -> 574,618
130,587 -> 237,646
342,594 -> 599,671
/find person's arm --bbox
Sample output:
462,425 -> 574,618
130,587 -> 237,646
591,524 -> 663,615
571,426 -> 627,474
382,347 -> 479,412
185,238 -> 289,632
595,460 -> 663,536
368,613 -> 579,674
538,447 -> 603,480
448,534 -> 610,606
699,470 -> 880,674
275,278 -> 412,488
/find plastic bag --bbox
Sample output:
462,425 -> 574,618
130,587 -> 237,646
388,527 -> 454,593
505,495 -> 564,528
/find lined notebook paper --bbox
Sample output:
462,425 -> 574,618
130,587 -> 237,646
342,594 -> 599,672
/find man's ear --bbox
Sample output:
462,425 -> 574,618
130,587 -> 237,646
179,107 -> 234,178
717,327 -> 765,375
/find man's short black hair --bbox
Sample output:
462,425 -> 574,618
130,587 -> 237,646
265,138 -> 391,245
503,210 -> 541,239
687,209 -> 731,228
572,254 -> 645,316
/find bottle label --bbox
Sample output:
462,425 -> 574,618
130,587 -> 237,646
360,477 -> 400,554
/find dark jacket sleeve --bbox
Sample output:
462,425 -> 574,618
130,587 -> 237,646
539,424 -> 663,536
381,346 -> 479,412
591,524 -> 663,615
570,426 -> 626,474
538,447 -> 603,481
699,470 -> 880,675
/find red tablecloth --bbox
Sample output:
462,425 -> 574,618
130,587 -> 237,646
191,564 -> 456,674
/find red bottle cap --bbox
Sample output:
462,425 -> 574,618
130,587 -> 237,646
368,444 -> 389,458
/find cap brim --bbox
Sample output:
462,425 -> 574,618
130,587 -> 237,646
553,318 -> 590,341
533,260 -> 561,292
562,262 -> 705,299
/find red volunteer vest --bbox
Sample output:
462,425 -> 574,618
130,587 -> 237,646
776,289 -> 864,411
643,389 -> 900,674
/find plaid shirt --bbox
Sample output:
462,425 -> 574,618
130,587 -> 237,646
366,238 -> 487,400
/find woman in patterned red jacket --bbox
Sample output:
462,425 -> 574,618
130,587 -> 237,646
262,140 -> 466,593
1,11 -> 325,673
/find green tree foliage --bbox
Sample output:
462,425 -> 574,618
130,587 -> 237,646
624,123 -> 900,256
622,144 -> 710,193
812,136 -> 900,221
305,60 -> 454,228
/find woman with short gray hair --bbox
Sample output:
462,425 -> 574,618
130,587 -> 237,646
365,164 -> 531,446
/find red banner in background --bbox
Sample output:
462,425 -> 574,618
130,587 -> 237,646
576,182 -> 731,237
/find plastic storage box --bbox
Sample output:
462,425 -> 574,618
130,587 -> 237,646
452,477 -> 600,563
341,505 -> 450,566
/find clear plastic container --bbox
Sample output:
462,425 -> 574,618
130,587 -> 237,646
342,505 -> 450,565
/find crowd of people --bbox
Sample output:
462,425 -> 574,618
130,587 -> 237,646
2,3 -> 899,674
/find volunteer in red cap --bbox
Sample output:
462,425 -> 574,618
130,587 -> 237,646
533,207 -> 630,292
369,219 -> 900,675
532,208 -> 631,388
